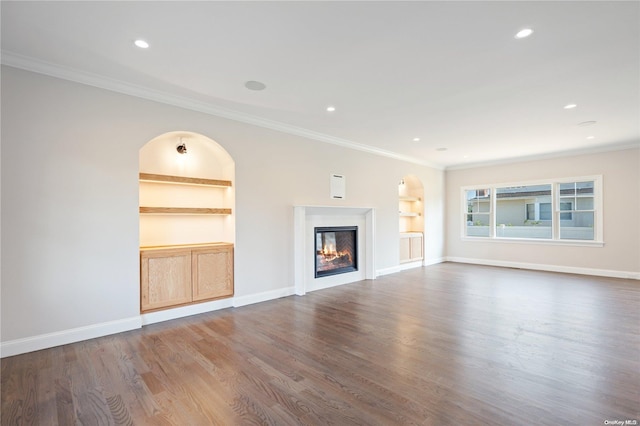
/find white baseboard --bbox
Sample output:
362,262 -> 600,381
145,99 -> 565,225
1,316 -> 142,358
377,257 -> 445,277
2,287 -> 296,357
424,257 -> 446,266
399,260 -> 423,271
141,298 -> 234,326
376,266 -> 401,277
446,257 -> 640,280
233,286 -> 295,307
306,277 -> 360,293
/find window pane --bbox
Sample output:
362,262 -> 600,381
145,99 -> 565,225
559,182 -> 576,195
559,202 -> 572,220
466,217 -> 490,237
477,202 -> 490,213
576,197 -> 594,210
466,189 -> 491,212
539,203 -> 551,221
496,184 -> 552,238
466,189 -> 491,237
561,181 -> 594,197
560,202 -> 572,211
560,212 -> 594,240
576,181 -> 594,195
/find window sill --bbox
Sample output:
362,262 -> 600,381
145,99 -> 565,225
461,237 -> 604,248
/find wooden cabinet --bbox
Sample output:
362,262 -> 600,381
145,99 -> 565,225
192,245 -> 234,302
140,243 -> 233,312
400,232 -> 423,264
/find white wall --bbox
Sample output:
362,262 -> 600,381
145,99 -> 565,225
0,66 -> 445,354
445,148 -> 640,277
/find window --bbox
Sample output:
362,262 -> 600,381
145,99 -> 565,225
496,184 -> 551,238
465,189 -> 491,237
462,176 -> 602,244
559,181 -> 595,240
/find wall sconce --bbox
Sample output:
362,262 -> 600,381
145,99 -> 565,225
176,141 -> 187,154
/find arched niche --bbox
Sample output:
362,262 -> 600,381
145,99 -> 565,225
139,131 -> 235,247
398,174 -> 424,233
398,174 -> 424,265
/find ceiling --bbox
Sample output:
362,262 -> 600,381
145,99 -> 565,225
2,1 -> 639,169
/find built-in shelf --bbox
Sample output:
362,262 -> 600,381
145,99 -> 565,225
399,212 -> 421,217
399,196 -> 421,202
139,207 -> 232,215
139,173 -> 232,187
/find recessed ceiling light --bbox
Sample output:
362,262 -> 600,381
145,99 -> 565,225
586,136 -> 595,140
578,120 -> 597,127
436,147 -> 447,152
564,104 -> 577,109
244,80 -> 266,91
515,28 -> 533,39
326,106 -> 336,112
413,137 -> 421,142
134,39 -> 149,49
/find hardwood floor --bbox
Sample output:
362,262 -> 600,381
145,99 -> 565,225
2,263 -> 639,425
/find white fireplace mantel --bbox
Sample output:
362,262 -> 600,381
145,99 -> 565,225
293,205 -> 375,296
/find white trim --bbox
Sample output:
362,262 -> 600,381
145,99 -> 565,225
1,52 -> 441,169
460,175 -> 603,197
1,317 -> 142,358
461,236 -> 604,247
424,257 -> 446,266
141,298 -> 234,326
446,257 -> 640,280
306,275 -> 361,293
376,266 -> 402,277
399,260 -> 423,271
377,257 -> 444,276
233,287 -> 295,308
446,142 -> 640,171
293,206 -> 307,295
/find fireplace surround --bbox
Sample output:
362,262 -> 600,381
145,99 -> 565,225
293,206 -> 375,296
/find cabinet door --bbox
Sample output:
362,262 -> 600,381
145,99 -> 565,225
140,249 -> 192,312
399,237 -> 412,263
410,235 -> 423,261
192,245 -> 234,302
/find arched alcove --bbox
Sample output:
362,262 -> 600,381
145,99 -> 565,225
139,131 -> 235,246
399,175 -> 424,265
138,131 -> 235,315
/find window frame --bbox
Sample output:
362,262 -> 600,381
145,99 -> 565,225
461,175 -> 603,246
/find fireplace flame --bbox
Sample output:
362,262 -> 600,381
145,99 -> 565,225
320,243 -> 351,262
322,244 -> 336,257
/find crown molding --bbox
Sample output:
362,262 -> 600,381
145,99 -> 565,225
445,140 -> 640,171
1,50 -> 443,170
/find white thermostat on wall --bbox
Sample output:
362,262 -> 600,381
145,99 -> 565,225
330,174 -> 345,199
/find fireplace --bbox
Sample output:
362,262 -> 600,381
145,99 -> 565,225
315,226 -> 358,278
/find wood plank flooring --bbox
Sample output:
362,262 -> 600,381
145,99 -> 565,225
2,263 -> 639,425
